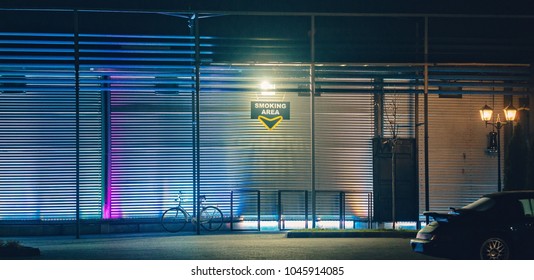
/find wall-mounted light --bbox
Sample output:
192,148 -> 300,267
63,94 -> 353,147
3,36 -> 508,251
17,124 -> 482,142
487,131 -> 498,153
503,104 -> 517,122
480,103 -> 518,123
479,103 -> 517,192
479,104 -> 493,122
260,80 -> 276,96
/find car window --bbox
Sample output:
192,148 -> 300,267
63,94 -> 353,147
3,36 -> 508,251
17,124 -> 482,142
462,197 -> 495,211
519,199 -> 534,217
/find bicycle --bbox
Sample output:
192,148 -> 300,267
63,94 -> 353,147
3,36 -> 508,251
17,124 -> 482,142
161,191 -> 224,232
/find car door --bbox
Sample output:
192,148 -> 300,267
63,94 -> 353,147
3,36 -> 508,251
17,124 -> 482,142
517,198 -> 534,257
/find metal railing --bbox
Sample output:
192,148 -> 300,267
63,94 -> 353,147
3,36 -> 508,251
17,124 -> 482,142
229,189 -> 373,231
230,190 -> 261,231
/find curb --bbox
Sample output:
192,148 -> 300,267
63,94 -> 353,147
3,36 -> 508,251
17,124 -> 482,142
286,231 -> 416,238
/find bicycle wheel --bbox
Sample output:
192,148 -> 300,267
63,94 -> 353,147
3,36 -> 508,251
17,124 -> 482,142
161,207 -> 187,232
199,206 -> 224,231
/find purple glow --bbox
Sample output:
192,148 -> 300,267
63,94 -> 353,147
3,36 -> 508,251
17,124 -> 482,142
102,154 -> 112,219
108,115 -> 125,219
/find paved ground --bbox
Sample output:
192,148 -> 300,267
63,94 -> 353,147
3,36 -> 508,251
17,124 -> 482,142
5,232 -> 442,260
5,232 -> 529,280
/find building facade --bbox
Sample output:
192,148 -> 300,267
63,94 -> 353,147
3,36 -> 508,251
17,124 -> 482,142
1,4 -> 533,233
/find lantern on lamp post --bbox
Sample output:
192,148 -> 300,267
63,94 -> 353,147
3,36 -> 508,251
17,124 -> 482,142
479,103 -> 517,192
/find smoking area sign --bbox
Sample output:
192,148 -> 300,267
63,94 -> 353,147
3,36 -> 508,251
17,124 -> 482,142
251,101 -> 290,130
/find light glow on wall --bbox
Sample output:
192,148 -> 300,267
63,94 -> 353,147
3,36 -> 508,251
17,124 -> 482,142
260,80 -> 276,95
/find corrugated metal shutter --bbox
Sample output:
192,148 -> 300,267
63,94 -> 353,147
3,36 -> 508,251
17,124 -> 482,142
0,32 -> 102,220
420,93 -> 503,212
200,15 -> 313,224
79,33 -> 196,218
419,65 -> 531,213
314,65 -> 422,221
199,64 -> 311,220
314,66 -> 375,220
3,30 -> 531,227
200,15 -> 310,63
382,92 -> 417,139
378,67 -> 422,140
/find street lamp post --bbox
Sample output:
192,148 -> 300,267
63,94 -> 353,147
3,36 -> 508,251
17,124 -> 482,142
479,104 -> 517,192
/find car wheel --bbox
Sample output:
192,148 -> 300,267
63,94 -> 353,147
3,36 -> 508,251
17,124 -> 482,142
479,237 -> 510,260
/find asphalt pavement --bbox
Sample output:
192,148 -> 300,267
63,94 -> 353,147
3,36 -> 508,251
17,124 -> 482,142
3,232 -> 442,260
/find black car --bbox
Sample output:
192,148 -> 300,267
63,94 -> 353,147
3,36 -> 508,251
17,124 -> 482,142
411,191 -> 534,259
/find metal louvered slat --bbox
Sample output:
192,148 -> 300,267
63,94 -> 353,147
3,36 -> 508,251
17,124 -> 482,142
418,94 -> 503,213
199,64 -> 311,220
0,32 -> 102,220
418,66 -> 531,215
314,66 -> 376,220
428,65 -> 531,95
2,26 -> 533,232
78,33 -> 197,219
314,66 -> 422,222
200,15 -> 310,64
417,65 -> 531,214
315,95 -> 374,220
382,93 -> 417,138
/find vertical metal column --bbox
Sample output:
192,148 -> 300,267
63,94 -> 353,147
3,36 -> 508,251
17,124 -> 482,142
277,191 -> 282,230
339,192 -> 345,229
230,191 -> 234,230
415,91 -> 421,229
189,14 -> 197,234
497,126 -> 502,192
74,10 -> 81,239
423,17 -> 430,225
304,190 -> 309,229
374,78 -> 384,137
257,191 -> 261,231
310,15 -> 317,229
102,76 -> 111,219
374,97 -> 382,137
193,13 -> 201,235
368,193 -> 373,229
414,22 -> 421,230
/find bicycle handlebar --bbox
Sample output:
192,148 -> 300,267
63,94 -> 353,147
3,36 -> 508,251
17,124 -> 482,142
173,193 -> 207,204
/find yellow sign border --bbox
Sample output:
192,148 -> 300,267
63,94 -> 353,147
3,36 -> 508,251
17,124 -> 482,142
258,115 -> 283,130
